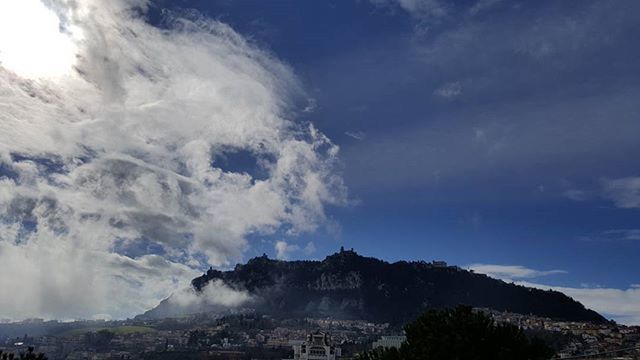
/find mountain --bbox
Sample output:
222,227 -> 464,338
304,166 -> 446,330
140,249 -> 606,324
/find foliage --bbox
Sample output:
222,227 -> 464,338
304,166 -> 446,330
0,347 -> 47,360
84,329 -> 115,349
524,328 -> 577,352
359,306 -> 555,360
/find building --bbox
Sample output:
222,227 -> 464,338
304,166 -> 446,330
290,332 -> 341,360
372,336 -> 406,349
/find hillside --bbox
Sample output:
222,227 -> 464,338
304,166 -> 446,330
140,249 -> 606,324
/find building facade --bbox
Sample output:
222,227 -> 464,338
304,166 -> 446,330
291,332 -> 341,360
372,335 -> 406,349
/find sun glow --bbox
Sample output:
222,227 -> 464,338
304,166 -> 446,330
0,0 -> 78,79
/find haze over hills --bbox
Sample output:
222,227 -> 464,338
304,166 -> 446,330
140,249 -> 606,324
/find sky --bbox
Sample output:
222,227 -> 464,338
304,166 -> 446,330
0,0 -> 639,324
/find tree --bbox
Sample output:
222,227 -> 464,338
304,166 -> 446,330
84,329 -> 115,349
0,347 -> 47,360
359,306 -> 554,360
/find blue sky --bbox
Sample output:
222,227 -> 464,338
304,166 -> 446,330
146,0 -> 640,321
161,1 -> 640,275
0,0 -> 638,322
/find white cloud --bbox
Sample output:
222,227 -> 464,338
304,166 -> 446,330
469,264 -> 567,281
274,240 -> 299,260
0,0 -> 345,320
0,0 -> 79,79
602,177 -> 640,208
168,280 -> 253,309
275,240 -> 316,259
517,281 -> 640,325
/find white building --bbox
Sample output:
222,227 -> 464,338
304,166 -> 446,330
372,335 -> 406,349
290,332 -> 341,360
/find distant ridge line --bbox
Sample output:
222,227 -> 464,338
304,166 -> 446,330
140,249 -> 607,325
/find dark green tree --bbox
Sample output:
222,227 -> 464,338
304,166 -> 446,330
359,306 -> 554,360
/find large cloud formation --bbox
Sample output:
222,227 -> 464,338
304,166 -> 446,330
0,0 -> 345,320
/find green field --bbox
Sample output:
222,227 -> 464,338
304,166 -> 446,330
63,325 -> 157,336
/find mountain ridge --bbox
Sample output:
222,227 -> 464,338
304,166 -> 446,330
140,249 -> 606,324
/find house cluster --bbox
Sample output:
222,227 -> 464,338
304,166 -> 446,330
1,316 -> 397,360
482,308 -> 640,358
4,309 -> 637,360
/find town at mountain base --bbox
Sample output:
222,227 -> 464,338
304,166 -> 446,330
139,249 -> 605,324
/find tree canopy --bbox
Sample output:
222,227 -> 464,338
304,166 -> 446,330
359,306 -> 554,360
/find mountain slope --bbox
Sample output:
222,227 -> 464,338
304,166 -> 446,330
141,249 -> 606,324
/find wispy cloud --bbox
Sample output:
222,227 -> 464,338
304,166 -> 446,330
577,229 -> 640,243
370,0 -> 447,20
468,0 -> 504,16
469,264 -> 567,281
564,189 -> 588,201
434,81 -> 462,98
602,229 -> 640,241
345,131 -> 366,140
602,177 -> 640,208
303,98 -> 317,113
